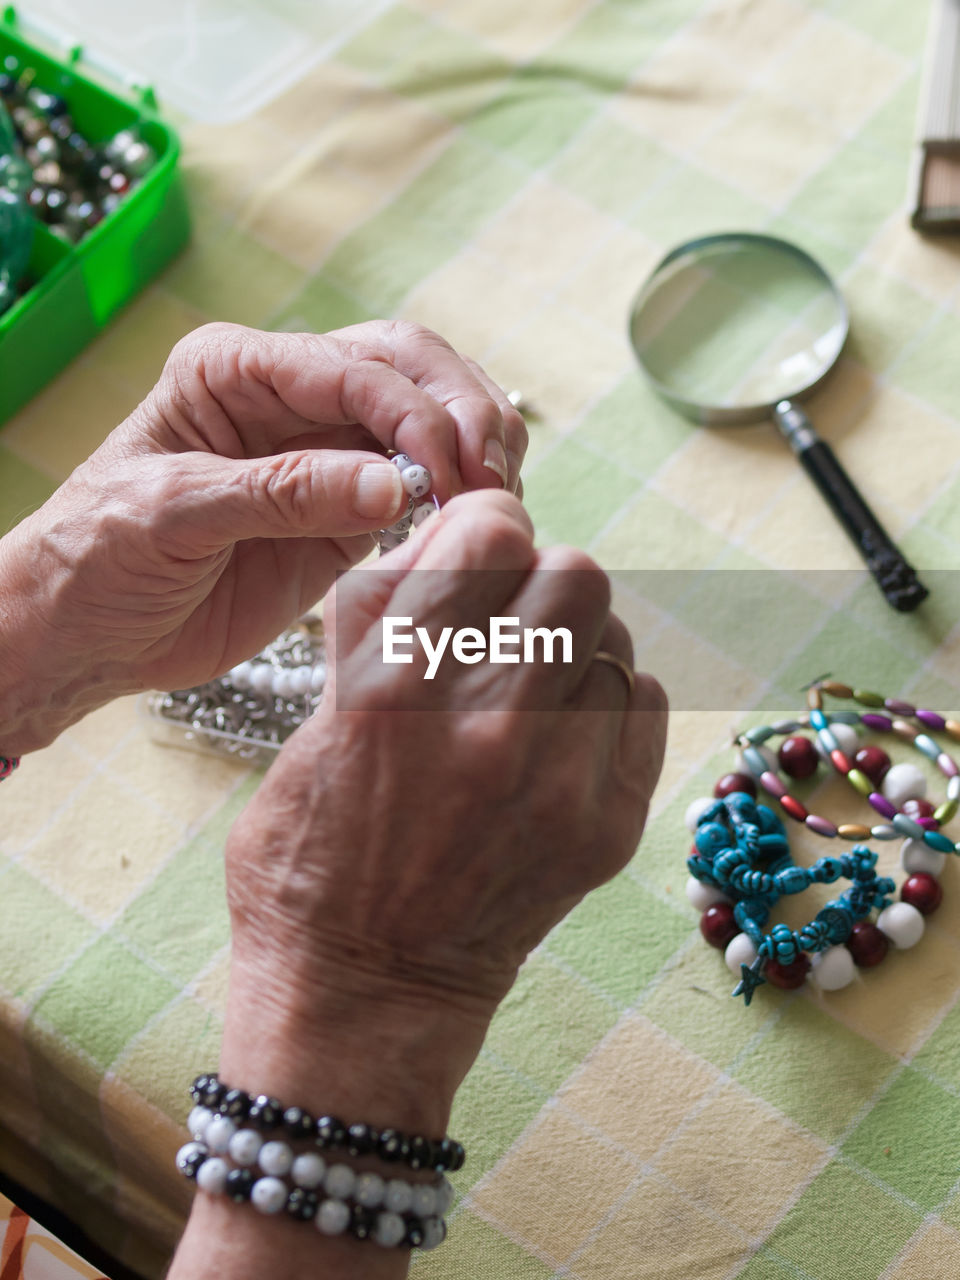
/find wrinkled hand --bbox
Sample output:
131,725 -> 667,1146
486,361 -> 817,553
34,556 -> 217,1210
0,320 -> 525,752
221,491 -> 667,1125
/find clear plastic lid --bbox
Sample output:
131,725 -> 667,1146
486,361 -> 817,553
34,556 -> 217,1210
13,0 -> 393,123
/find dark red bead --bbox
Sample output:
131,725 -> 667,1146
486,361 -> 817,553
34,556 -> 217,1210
780,794 -> 808,823
778,736 -> 819,780
902,798 -> 936,822
714,772 -> 756,799
765,953 -> 811,989
901,872 -> 943,916
699,903 -> 738,949
853,745 -> 891,786
847,921 -> 889,968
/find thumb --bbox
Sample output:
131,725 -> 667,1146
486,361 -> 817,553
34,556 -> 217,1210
153,449 -> 409,551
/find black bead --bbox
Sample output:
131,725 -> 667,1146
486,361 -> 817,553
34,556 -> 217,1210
225,1168 -> 255,1202
377,1128 -> 409,1163
404,1216 -> 426,1249
221,1088 -> 250,1119
407,1135 -> 433,1170
315,1115 -> 346,1149
437,1138 -> 465,1172
177,1147 -> 207,1179
346,1122 -> 378,1157
286,1188 -> 318,1221
201,1079 -> 226,1109
349,1204 -> 377,1241
27,87 -> 68,117
247,1095 -> 282,1129
190,1073 -> 212,1102
283,1105 -> 315,1141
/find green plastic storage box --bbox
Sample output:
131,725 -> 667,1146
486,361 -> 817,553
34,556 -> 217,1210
0,6 -> 189,424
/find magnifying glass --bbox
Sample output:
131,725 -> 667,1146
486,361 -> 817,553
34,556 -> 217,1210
628,232 -> 928,613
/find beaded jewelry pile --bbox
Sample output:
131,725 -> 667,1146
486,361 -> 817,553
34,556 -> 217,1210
176,1074 -> 463,1251
685,679 -> 958,1005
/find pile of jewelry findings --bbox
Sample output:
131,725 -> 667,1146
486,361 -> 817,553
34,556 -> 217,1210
685,679 -> 958,1005
145,623 -> 326,768
0,53 -> 156,247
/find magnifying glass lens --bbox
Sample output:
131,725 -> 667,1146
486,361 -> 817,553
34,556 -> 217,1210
629,237 -> 847,412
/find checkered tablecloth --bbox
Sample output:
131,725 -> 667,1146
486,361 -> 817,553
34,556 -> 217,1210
4,1 -> 960,1277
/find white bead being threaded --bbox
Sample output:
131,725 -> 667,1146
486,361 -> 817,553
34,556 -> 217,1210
204,1116 -> 237,1154
877,901 -> 925,948
881,763 -> 927,807
384,1179 -> 413,1214
291,1152 -> 326,1189
257,1140 -> 293,1177
685,876 -> 728,911
196,1157 -> 229,1194
412,502 -> 437,527
391,453 -> 413,472
725,932 -> 759,975
228,1129 -> 263,1167
410,1183 -> 438,1218
900,838 -> 947,877
373,1210 -> 407,1248
421,1217 -> 447,1251
187,1105 -> 214,1140
400,464 -> 431,497
354,1172 -> 386,1208
317,1198 -> 351,1236
251,1176 -> 288,1215
810,945 -> 856,991
324,1164 -> 357,1200
684,796 -> 714,834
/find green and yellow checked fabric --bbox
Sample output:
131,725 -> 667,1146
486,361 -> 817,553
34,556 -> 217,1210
4,1 -> 960,1277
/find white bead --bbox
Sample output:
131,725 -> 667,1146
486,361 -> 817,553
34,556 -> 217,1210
187,1105 -> 214,1140
411,1183 -> 438,1217
291,1152 -> 326,1189
175,1141 -> 207,1172
412,501 -> 437,527
228,1129 -> 263,1167
258,1140 -> 293,1177
734,745 -> 777,776
324,1163 -> 356,1199
685,875 -> 728,911
881,762 -> 927,807
811,945 -> 856,991
949,776 -> 960,802
900,838 -> 947,877
877,901 -> 925,948
684,796 -> 714,834
272,667 -> 295,699
249,664 -> 275,695
288,665 -> 313,697
317,1198 -> 351,1235
379,531 -> 404,551
373,1210 -> 407,1248
228,662 -> 252,691
251,1176 -> 288,1215
815,722 -> 858,760
391,453 -> 413,471
204,1116 -> 237,1155
384,1179 -> 413,1214
388,512 -> 413,534
310,663 -> 327,694
724,932 -> 759,975
355,1172 -> 386,1208
400,464 -> 431,497
436,1177 -> 455,1215
421,1217 -> 447,1251
196,1156 -> 229,1194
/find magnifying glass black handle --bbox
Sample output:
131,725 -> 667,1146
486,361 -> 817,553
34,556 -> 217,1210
775,401 -> 929,614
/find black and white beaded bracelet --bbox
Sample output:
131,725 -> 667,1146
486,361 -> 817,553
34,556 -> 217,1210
189,1075 -> 465,1174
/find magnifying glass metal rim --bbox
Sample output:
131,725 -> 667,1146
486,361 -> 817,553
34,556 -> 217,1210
627,230 -> 851,426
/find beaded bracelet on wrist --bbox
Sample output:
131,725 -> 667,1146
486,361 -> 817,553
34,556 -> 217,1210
0,755 -> 20,780
683,680 -> 956,1005
189,1075 -> 465,1174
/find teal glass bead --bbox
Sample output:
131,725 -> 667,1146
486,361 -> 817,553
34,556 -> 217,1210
914,733 -> 941,762
893,812 -> 925,840
745,725 -> 775,744
923,830 -> 954,853
809,708 -> 828,730
830,710 -> 861,725
742,746 -> 769,776
818,726 -> 839,753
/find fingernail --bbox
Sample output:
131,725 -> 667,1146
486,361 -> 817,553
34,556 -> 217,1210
506,449 -> 522,493
354,463 -> 403,519
483,439 -> 509,487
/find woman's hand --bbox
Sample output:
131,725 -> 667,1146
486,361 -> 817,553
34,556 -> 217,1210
221,489 -> 667,1133
0,320 -> 526,754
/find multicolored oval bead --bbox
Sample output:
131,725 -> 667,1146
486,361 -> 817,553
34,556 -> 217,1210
854,689 -> 885,707
805,814 -> 838,837
847,768 -> 872,797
